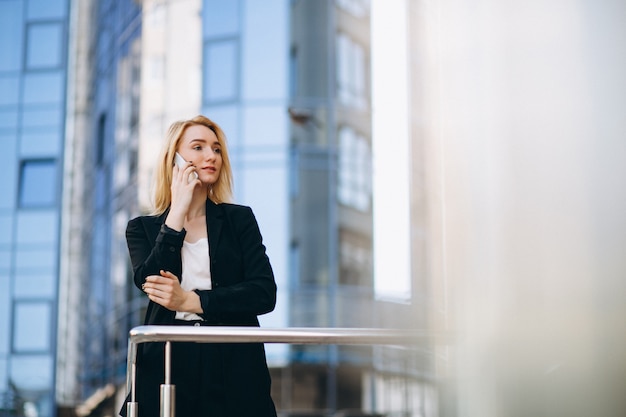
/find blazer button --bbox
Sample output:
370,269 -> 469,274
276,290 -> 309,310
169,246 -> 175,252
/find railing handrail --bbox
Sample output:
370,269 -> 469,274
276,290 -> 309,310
129,325 -> 430,345
125,326 -> 447,415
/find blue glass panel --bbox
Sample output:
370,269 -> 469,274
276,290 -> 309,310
20,129 -> 62,158
27,23 -> 63,69
10,354 -> 53,391
202,105 -> 240,146
0,76 -> 20,106
204,40 -> 238,102
0,359 -> 7,390
0,214 -> 13,245
23,72 -> 64,105
21,107 -> 62,128
13,302 -> 51,351
27,0 -> 66,20
0,275 -> 8,355
16,211 -> 58,244
203,0 -> 239,38
14,273 -> 56,298
15,248 -> 56,272
0,110 -> 18,129
241,0 -> 288,101
19,160 -> 57,207
0,251 -> 10,271
0,135 -> 18,209
0,1 -> 24,72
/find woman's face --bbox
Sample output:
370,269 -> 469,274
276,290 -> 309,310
176,124 -> 223,186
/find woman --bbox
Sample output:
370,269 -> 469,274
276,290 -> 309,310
122,115 -> 277,417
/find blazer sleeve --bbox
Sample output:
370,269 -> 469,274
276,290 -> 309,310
126,217 -> 186,290
196,206 -> 277,320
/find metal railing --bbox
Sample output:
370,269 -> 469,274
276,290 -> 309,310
126,326 -> 438,417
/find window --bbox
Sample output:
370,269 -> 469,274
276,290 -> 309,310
16,211 -> 58,245
27,22 -> 64,69
13,302 -> 51,352
22,71 -> 64,105
0,275 -> 9,354
0,110 -> 18,129
19,159 -> 57,207
0,134 -> 18,209
202,0 -> 240,38
0,1 -> 24,72
339,238 -> 372,286
336,33 -> 367,109
338,126 -> 371,211
203,39 -> 239,103
27,0 -> 66,20
0,75 -> 20,106
9,354 -> 53,391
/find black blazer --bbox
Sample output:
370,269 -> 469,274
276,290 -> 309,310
126,199 -> 277,326
123,199 -> 277,417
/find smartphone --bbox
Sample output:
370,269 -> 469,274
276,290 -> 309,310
174,152 -> 199,181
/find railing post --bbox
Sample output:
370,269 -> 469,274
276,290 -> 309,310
127,363 -> 138,417
160,341 -> 176,417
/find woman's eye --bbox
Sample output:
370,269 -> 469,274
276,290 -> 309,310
193,146 -> 202,151
214,148 -> 221,154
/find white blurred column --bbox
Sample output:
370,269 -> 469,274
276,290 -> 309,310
414,0 -> 626,416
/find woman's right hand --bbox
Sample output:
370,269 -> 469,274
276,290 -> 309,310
165,162 -> 199,230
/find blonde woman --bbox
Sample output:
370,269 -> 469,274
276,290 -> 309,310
121,115 -> 277,417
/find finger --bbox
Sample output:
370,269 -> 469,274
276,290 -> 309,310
146,274 -> 166,283
160,270 -> 179,280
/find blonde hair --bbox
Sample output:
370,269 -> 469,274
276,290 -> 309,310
152,115 -> 233,215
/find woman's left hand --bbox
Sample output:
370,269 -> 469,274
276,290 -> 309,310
142,270 -> 202,313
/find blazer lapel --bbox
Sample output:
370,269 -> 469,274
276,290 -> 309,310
205,199 -> 223,257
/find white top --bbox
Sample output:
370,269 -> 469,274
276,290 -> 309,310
175,238 -> 212,321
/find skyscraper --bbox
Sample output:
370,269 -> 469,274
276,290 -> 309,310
0,0 -> 70,416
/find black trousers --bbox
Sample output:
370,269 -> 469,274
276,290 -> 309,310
123,320 -> 277,417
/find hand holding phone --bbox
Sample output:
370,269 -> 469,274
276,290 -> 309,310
174,152 -> 199,182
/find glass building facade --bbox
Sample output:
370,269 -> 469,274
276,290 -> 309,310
0,0 -> 69,416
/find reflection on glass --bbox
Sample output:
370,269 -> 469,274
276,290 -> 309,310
0,2 -> 24,72
16,211 -> 58,245
0,110 -> 18,129
22,72 -> 64,105
0,251 -> 11,270
20,130 -> 62,158
13,303 -> 51,351
0,76 -> 20,106
21,107 -> 62,128
0,359 -> 6,391
27,0 -> 66,20
27,23 -> 63,69
0,275 -> 9,354
204,40 -> 238,103
10,354 -> 52,391
19,160 -> 57,207
0,135 -> 18,210
203,0 -> 239,38
15,248 -> 56,272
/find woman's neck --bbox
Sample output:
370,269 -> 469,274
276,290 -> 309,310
186,187 -> 208,220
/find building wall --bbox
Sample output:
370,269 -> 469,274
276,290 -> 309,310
0,0 -> 70,416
